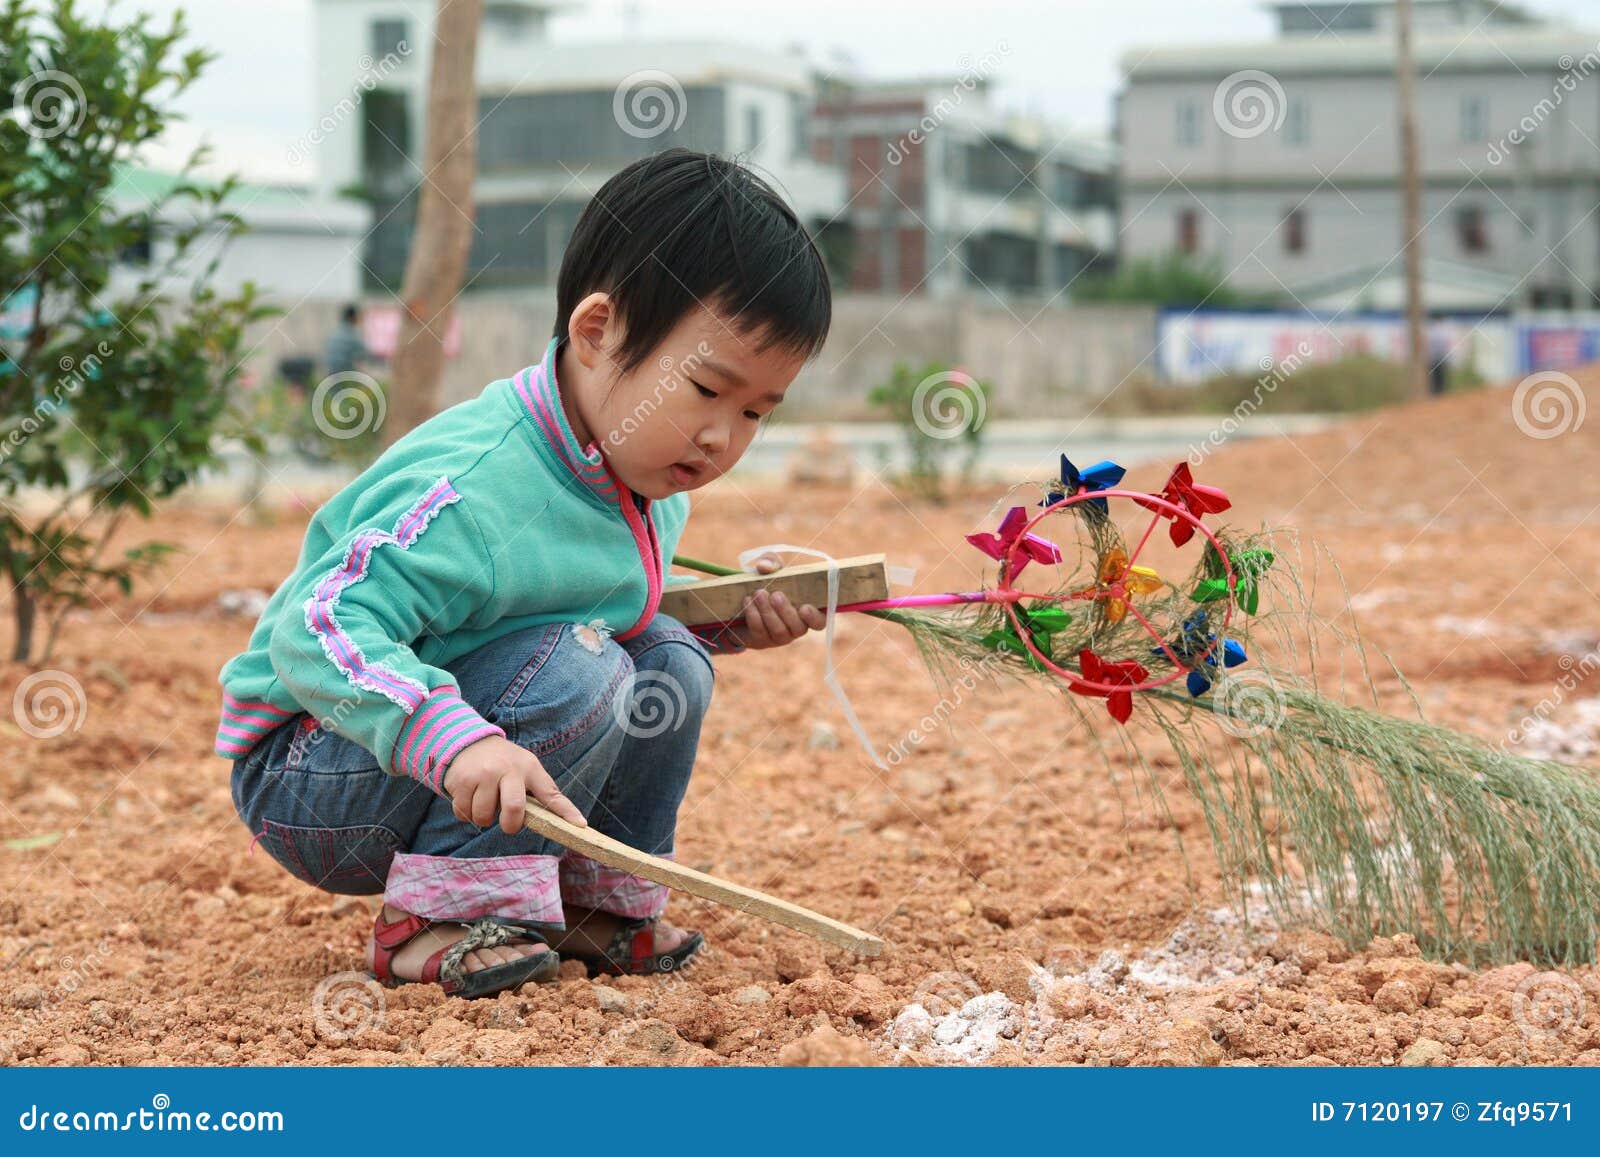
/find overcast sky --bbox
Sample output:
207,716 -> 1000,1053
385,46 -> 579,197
100,0 -> 1600,175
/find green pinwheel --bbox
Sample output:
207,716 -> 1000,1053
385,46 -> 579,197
980,603 -> 1073,671
1191,548 -> 1275,615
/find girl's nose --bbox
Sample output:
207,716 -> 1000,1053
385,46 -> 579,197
696,423 -> 729,457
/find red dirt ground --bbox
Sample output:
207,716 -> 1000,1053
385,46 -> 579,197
2,370 -> 1599,1066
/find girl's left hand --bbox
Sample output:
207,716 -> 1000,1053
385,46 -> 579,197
726,552 -> 827,649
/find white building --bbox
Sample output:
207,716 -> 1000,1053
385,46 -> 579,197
110,166 -> 372,303
1117,0 -> 1600,311
308,0 -> 1113,300
310,0 -> 843,289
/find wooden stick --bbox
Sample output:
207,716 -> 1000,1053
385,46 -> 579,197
659,554 -> 889,628
522,802 -> 884,956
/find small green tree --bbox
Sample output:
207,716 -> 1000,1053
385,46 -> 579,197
868,362 -> 989,503
0,0 -> 273,661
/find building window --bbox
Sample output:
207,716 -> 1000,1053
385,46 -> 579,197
1284,97 -> 1309,146
745,105 -> 762,152
1177,207 -> 1199,254
1176,99 -> 1202,146
1283,207 -> 1307,254
371,18 -> 408,59
1457,206 -> 1489,253
1461,95 -> 1489,143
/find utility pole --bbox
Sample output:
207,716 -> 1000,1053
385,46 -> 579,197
1397,0 -> 1428,398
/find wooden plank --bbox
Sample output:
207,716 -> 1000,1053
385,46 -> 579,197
658,554 -> 889,627
521,803 -> 884,956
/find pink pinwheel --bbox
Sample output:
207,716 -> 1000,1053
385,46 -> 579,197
1070,648 -> 1149,724
1137,462 -> 1232,547
965,506 -> 1062,577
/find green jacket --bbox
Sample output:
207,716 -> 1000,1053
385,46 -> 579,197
215,337 -> 690,795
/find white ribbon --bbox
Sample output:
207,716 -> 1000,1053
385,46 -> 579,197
737,543 -> 900,770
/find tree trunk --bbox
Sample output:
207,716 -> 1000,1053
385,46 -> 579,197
381,0 -> 484,448
12,585 -> 34,663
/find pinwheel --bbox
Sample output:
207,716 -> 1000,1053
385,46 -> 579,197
1153,611 -> 1249,696
964,505 -> 1062,577
1071,547 -> 1165,625
1192,547 -> 1275,614
980,603 -> 1073,671
1135,462 -> 1232,546
1041,454 -> 1125,514
1070,647 -> 1148,723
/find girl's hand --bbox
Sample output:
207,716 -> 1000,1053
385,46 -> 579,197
725,552 -> 827,650
442,735 -> 587,834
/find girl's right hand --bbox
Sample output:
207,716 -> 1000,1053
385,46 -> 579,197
442,736 -> 588,834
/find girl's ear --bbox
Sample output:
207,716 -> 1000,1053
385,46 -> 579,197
567,292 -> 617,371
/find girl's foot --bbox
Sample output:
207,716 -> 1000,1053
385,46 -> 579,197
548,904 -> 704,976
368,903 -> 557,995
548,904 -> 694,955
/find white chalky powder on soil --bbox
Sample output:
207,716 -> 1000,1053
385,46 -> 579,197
884,885 -> 1305,1063
886,992 -> 1023,1063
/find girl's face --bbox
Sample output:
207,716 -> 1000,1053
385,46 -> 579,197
571,299 -> 808,500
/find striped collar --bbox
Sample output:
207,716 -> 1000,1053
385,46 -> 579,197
512,337 -> 620,503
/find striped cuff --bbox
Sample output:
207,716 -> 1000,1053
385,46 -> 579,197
559,850 -> 671,919
688,622 -> 745,655
390,687 -> 504,796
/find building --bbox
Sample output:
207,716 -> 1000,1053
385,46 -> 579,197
310,0 -> 1113,300
111,167 -> 372,302
312,0 -> 843,290
809,76 -> 1116,300
1117,0 -> 1600,311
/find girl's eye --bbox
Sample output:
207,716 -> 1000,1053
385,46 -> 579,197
743,410 -> 761,421
693,382 -> 717,399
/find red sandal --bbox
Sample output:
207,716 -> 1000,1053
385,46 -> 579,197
369,908 -> 559,998
564,916 -> 704,978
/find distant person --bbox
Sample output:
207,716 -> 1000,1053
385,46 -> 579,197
218,150 -> 832,997
322,303 -> 374,377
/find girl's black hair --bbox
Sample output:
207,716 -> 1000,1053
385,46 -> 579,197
554,148 -> 832,375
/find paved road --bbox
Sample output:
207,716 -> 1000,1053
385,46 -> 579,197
192,413 -> 1340,504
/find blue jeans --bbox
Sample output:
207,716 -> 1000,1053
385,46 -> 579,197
230,614 -> 714,926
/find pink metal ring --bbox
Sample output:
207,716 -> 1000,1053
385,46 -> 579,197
998,487 -> 1238,695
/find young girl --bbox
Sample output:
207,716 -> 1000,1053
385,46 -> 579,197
219,149 -> 832,999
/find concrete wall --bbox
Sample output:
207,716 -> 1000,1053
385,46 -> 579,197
238,293 -> 1159,419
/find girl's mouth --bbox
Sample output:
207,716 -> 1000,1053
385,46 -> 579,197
669,461 -> 704,486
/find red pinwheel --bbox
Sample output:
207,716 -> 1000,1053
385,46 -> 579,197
1137,463 -> 1232,547
1070,648 -> 1149,724
965,506 -> 1062,577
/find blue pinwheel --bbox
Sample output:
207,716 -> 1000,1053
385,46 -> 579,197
1041,454 -> 1126,514
1153,611 -> 1248,697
